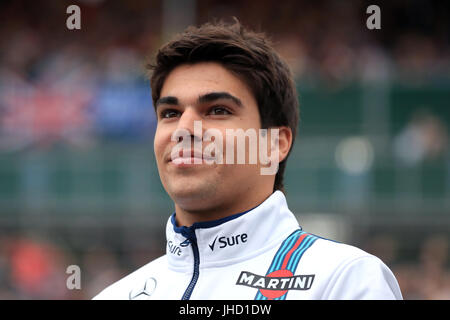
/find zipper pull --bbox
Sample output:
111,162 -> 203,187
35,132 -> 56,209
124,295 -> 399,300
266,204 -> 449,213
179,226 -> 197,242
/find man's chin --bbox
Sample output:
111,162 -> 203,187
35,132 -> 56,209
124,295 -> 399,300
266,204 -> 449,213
166,182 -> 217,207
170,187 -> 211,200
166,178 -> 211,195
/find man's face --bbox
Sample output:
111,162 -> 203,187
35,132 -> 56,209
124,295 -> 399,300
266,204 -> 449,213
153,62 -> 274,213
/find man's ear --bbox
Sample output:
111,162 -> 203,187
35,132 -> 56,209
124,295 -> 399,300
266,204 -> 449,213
276,126 -> 293,163
259,126 -> 293,176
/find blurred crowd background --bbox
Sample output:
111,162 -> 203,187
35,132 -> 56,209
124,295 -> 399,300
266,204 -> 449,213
0,0 -> 449,299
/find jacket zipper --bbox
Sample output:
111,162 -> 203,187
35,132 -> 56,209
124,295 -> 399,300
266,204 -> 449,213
181,231 -> 200,300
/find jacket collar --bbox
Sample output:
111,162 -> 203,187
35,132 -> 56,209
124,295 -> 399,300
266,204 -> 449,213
165,191 -> 300,271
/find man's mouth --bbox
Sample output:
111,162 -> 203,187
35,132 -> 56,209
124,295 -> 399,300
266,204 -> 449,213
168,149 -> 215,165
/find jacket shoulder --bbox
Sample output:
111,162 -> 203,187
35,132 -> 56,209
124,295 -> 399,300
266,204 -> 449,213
306,237 -> 402,299
92,255 -> 167,300
311,237 -> 370,260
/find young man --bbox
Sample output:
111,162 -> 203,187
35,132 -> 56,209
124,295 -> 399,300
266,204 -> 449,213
94,21 -> 402,300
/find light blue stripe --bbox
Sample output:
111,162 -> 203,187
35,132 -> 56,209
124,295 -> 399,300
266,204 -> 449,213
268,230 -> 303,273
269,233 -> 297,272
285,236 -> 314,272
286,236 -> 317,271
273,230 -> 303,269
274,232 -> 310,273
289,236 -> 317,271
264,233 -> 296,275
255,290 -> 267,300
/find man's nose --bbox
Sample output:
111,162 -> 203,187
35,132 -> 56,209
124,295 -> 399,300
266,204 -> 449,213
175,107 -> 203,142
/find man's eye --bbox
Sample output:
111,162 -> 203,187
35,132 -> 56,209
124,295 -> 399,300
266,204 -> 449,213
160,109 -> 181,119
208,106 -> 231,116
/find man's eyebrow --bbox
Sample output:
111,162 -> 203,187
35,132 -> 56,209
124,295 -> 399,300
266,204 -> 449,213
198,92 -> 243,107
155,92 -> 243,108
155,96 -> 179,107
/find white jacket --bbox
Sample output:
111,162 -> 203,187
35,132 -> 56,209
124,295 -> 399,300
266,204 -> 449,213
93,191 -> 402,300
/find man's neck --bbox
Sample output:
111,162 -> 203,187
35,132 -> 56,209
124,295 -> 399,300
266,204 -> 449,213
173,189 -> 273,227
